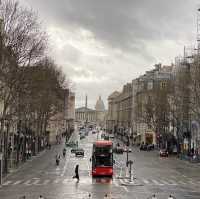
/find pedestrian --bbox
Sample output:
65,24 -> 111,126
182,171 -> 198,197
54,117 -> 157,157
73,164 -> 79,182
63,148 -> 66,158
151,194 -> 157,199
103,194 -> 110,199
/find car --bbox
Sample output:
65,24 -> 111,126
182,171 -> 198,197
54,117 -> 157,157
92,130 -> 96,134
75,148 -> 84,157
123,148 -> 132,153
104,135 -> 109,140
66,141 -> 77,147
85,131 -> 89,136
109,134 -> 115,139
80,134 -> 85,139
140,144 -> 146,151
71,147 -> 78,153
114,147 -> 124,154
159,149 -> 168,157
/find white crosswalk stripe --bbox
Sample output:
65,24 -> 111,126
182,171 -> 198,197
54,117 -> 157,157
151,179 -> 164,186
142,179 -> 150,184
23,180 -> 33,186
2,181 -> 12,186
2,177 -> 200,187
12,180 -> 22,185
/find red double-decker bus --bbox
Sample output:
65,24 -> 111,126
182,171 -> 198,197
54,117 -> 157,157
91,140 -> 113,177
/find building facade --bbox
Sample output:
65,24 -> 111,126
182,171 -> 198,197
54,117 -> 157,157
75,96 -> 107,127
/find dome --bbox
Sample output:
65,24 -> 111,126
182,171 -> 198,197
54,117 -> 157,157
95,96 -> 105,111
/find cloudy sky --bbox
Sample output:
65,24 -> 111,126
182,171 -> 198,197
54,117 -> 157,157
19,0 -> 199,109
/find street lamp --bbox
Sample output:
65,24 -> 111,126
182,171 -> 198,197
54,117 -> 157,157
0,152 -> 3,185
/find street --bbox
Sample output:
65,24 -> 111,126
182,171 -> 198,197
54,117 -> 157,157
0,130 -> 200,199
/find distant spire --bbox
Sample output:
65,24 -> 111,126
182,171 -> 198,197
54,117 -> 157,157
85,95 -> 88,109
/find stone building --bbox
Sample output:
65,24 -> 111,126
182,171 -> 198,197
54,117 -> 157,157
106,91 -> 120,133
95,96 -> 107,127
107,64 -> 173,146
132,64 -> 173,145
47,89 -> 75,144
75,107 -> 96,124
65,91 -> 75,135
75,96 -> 107,127
106,83 -> 132,140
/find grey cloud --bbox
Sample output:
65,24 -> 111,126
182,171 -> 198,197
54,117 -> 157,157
19,0 -> 199,108
21,0 -> 198,52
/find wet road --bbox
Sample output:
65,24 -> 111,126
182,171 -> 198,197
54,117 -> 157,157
0,130 -> 200,199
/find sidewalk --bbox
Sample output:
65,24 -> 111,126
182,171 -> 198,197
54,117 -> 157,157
2,133 -> 74,182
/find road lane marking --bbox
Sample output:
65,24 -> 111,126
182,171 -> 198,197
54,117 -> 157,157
56,167 -> 60,171
31,179 -> 50,185
188,181 -> 196,185
168,180 -> 178,185
63,178 -> 71,184
160,180 -> 177,186
53,179 -> 61,184
41,179 -> 51,185
32,179 -> 41,185
178,180 -> 187,185
151,179 -> 164,186
61,154 -> 70,177
119,179 -> 129,192
2,181 -> 12,186
142,179 -> 150,184
113,180 -> 119,187
12,180 -> 22,185
23,180 -> 33,186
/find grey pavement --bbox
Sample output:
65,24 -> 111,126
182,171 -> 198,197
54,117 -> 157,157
0,130 -> 200,199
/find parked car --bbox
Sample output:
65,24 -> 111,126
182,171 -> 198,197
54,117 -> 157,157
85,131 -> 89,136
140,144 -> 147,151
80,134 -> 85,140
71,147 -> 78,153
147,144 -> 154,151
114,147 -> 124,154
66,141 -> 77,147
92,130 -> 96,134
159,149 -> 169,157
140,144 -> 154,151
104,135 -> 109,140
75,148 -> 84,157
109,134 -> 115,139
123,147 -> 132,153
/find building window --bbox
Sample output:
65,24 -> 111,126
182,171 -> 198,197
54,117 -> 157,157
160,81 -> 167,89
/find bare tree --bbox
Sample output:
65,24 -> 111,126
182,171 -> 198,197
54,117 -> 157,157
0,0 -> 47,66
0,0 -> 47,168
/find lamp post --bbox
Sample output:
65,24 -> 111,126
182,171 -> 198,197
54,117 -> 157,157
0,152 -> 3,185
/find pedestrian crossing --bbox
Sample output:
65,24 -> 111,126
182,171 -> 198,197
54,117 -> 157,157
1,176 -> 200,187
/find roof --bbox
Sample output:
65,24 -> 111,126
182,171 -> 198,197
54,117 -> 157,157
75,107 -> 95,112
94,140 -> 113,146
108,91 -> 120,100
95,96 -> 105,111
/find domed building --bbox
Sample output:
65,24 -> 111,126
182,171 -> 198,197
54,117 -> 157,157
75,96 -> 107,127
95,96 -> 107,127
95,96 -> 105,111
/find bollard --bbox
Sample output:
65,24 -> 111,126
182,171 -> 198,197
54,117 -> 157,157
128,160 -> 133,182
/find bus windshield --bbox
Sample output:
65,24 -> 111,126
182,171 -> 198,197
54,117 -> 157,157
93,145 -> 113,167
95,154 -> 113,166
